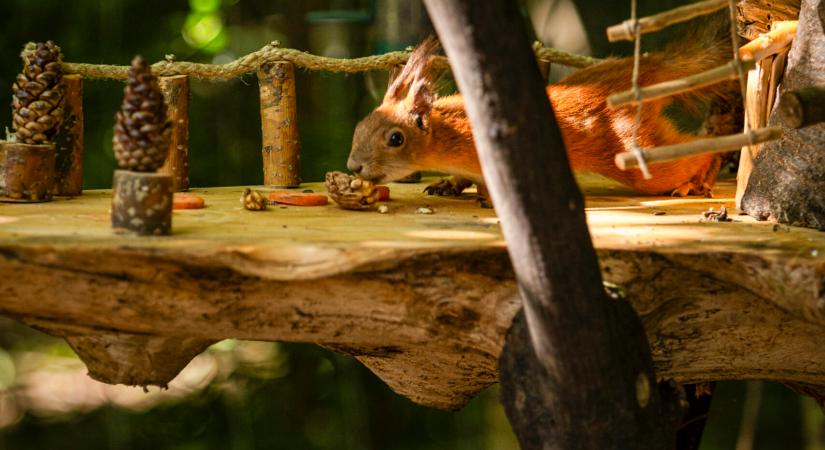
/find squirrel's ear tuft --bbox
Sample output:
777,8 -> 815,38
409,77 -> 433,131
384,35 -> 440,103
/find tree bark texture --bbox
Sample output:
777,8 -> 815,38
737,0 -> 802,40
159,75 -> 190,192
422,1 -> 683,448
741,0 -> 825,229
54,75 -> 84,196
2,180 -> 825,411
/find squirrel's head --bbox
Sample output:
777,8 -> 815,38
348,37 -> 439,183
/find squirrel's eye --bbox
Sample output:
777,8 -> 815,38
388,131 -> 405,147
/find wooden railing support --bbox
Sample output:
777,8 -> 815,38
159,75 -> 190,192
257,62 -> 301,188
54,74 -> 84,196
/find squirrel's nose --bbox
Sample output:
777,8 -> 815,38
347,160 -> 363,174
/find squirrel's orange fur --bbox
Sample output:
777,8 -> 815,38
348,21 -> 735,198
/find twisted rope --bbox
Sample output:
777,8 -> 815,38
61,41 -> 601,81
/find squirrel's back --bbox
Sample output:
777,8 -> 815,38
550,12 -> 738,194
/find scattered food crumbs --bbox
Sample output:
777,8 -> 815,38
377,205 -> 389,214
241,188 -> 267,211
268,191 -> 329,206
700,205 -> 730,222
416,207 -> 434,215
282,225 -> 287,228
813,249 -> 820,257
173,193 -> 205,210
302,189 -> 314,193
653,211 -> 666,216
280,206 -> 288,209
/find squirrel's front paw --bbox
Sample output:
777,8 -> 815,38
670,181 -> 713,198
424,177 -> 472,196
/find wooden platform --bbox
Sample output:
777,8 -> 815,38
0,176 -> 823,410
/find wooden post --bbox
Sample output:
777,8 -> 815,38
111,170 -> 173,235
54,74 -> 84,196
422,1 -> 684,448
159,75 -> 190,192
0,142 -> 56,202
257,62 -> 301,188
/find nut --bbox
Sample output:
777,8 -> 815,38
241,188 -> 267,211
325,171 -> 380,210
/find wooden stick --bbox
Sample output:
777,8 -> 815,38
537,60 -> 551,82
257,62 -> 301,188
766,48 -> 790,115
608,59 -> 755,109
54,75 -> 84,196
778,86 -> 825,129
736,61 -> 772,208
111,170 -> 173,236
615,127 -> 783,170
739,20 -> 798,62
606,0 -> 727,42
159,75 -> 190,192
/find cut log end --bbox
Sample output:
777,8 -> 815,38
778,87 -> 825,129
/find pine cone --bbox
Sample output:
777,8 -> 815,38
113,55 -> 170,172
11,41 -> 65,144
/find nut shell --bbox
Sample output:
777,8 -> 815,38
325,171 -> 381,210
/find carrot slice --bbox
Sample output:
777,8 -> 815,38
375,185 -> 390,201
268,191 -> 329,206
173,193 -> 205,210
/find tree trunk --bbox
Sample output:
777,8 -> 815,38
422,1 -> 684,448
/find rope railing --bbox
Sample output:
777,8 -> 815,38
62,41 -> 601,81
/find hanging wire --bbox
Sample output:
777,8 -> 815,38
629,0 -> 653,179
728,0 -> 756,147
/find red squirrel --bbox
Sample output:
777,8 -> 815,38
347,19 -> 737,200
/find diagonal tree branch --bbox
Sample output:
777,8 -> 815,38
422,1 -> 685,448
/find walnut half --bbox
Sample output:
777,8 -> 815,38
325,171 -> 381,210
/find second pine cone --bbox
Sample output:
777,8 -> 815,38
113,56 -> 171,172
